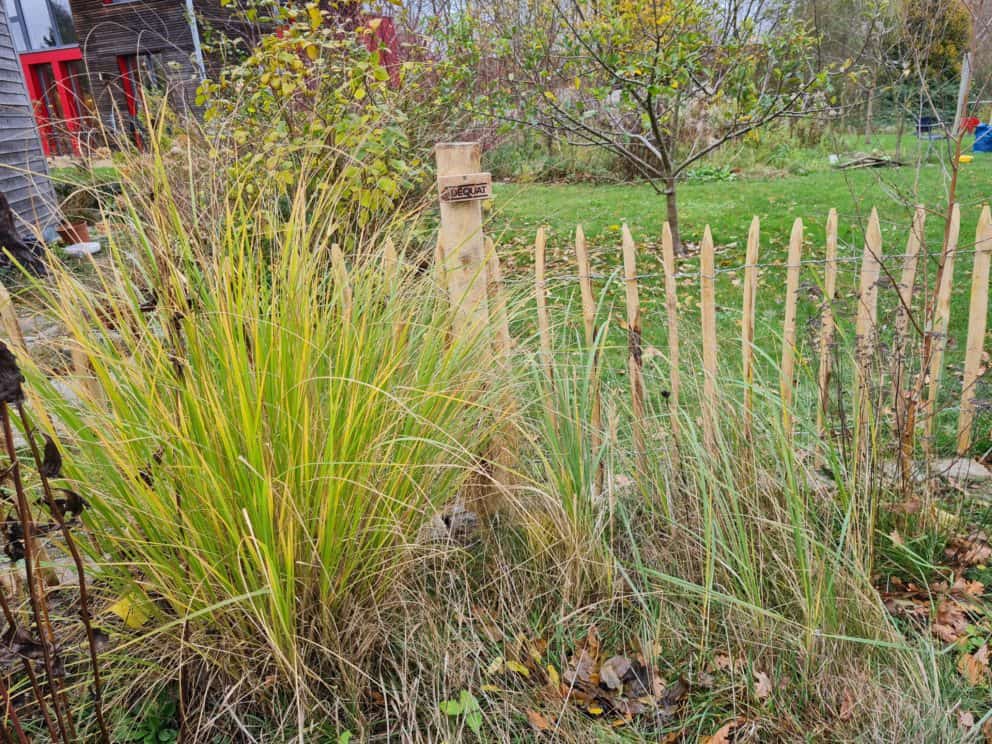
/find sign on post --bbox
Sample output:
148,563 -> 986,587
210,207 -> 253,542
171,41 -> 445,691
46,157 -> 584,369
439,173 -> 492,203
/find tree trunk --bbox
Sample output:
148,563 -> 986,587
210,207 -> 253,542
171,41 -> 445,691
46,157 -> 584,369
895,103 -> 906,160
665,176 -> 683,255
864,77 -> 876,145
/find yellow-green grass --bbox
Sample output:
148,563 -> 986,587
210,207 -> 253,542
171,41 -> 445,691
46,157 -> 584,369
27,151 -> 511,724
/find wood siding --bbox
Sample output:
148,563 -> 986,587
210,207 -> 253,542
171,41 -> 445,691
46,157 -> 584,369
71,0 -> 199,136
70,0 -> 260,138
0,4 -> 57,234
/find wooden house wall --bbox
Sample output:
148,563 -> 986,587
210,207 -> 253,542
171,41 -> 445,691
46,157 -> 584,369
70,0 -> 261,137
70,0 -> 199,135
0,4 -> 57,233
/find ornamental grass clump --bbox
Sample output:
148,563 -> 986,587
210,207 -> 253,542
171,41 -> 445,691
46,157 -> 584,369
28,152 -> 509,718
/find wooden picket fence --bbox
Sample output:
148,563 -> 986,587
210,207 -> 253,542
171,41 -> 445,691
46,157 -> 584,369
433,143 -> 992,464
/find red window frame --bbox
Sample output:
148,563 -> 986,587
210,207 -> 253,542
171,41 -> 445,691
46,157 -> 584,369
116,54 -> 146,149
19,46 -> 85,157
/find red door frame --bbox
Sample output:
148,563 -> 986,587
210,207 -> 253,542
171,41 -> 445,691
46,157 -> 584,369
116,55 -> 144,149
19,46 -> 84,156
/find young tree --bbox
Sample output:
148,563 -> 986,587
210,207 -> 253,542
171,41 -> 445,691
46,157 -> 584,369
444,0 -> 825,253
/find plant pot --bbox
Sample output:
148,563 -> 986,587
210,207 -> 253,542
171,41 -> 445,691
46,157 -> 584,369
57,221 -> 90,245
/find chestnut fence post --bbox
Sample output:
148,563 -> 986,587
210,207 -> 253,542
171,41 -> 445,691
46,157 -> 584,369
435,142 -> 492,341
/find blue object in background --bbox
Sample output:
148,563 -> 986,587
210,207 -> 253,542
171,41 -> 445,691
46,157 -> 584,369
975,124 -> 992,152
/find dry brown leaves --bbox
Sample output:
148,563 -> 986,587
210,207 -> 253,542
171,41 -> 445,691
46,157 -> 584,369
488,625 -> 688,732
753,671 -> 772,701
945,532 -> 992,567
880,570 -> 987,645
957,644 -> 989,686
703,717 -> 754,743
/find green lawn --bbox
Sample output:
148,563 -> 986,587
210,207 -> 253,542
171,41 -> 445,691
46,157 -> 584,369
485,140 -> 992,455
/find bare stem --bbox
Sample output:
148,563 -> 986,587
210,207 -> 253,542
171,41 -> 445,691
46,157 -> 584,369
0,585 -> 58,741
0,673 -> 29,744
0,405 -> 71,744
16,403 -> 110,744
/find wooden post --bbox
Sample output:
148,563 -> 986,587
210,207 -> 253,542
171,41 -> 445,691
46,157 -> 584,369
816,209 -> 839,449
741,216 -> 760,438
700,226 -> 718,452
924,204 -> 961,449
855,209 -> 883,441
534,226 -> 555,424
622,225 -> 645,466
575,225 -> 602,465
661,222 -> 680,440
780,218 -> 803,438
485,237 -> 512,358
893,206 -> 925,433
956,205 -> 992,455
435,142 -> 491,338
535,226 -> 552,374
575,226 -> 596,349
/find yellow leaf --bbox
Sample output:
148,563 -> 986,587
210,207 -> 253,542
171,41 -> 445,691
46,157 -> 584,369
587,703 -> 604,716
505,660 -> 530,677
486,656 -> 505,675
108,593 -> 152,629
547,664 -> 560,687
305,44 -> 319,61
480,684 -> 500,693
307,5 -> 322,29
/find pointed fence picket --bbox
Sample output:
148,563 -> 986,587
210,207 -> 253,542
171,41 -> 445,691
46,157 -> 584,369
957,207 -> 992,455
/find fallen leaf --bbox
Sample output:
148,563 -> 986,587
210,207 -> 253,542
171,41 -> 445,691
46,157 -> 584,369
563,627 -> 600,688
713,652 -> 737,671
657,676 -> 690,717
890,498 -> 922,514
705,717 -> 748,744
600,655 -> 631,691
107,592 -> 153,629
951,577 -> 985,597
946,533 -> 992,567
838,689 -> 855,721
958,646 -> 989,685
526,709 -> 551,731
932,599 -> 969,643
505,660 -> 530,677
486,656 -> 504,675
587,703 -> 604,716
959,709 -> 975,730
754,670 -> 772,700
